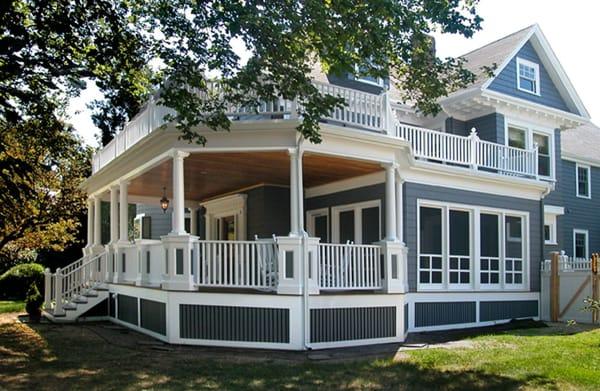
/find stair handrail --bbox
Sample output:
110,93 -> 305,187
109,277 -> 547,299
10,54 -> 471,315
60,251 -> 107,304
60,253 -> 91,276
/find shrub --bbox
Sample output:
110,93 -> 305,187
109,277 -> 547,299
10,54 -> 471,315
0,263 -> 45,299
25,283 -> 43,321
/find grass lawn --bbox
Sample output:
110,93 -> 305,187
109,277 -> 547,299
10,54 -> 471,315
0,301 -> 24,314
0,313 -> 599,390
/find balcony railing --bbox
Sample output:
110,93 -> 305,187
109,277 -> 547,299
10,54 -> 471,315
91,83 -> 539,180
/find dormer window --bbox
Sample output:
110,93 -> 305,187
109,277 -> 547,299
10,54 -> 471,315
517,58 -> 540,95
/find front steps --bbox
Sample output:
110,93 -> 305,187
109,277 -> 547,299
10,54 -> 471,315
44,284 -> 109,323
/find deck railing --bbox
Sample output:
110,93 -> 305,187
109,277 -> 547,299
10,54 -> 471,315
542,255 -> 592,272
194,239 -> 278,290
318,243 -> 383,290
91,82 -> 539,180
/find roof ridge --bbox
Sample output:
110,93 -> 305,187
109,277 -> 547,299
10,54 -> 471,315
459,24 -> 536,59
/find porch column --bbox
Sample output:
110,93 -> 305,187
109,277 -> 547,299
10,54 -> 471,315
109,185 -> 119,243
384,163 -> 397,241
289,148 -> 300,236
86,198 -> 94,247
119,181 -> 129,242
396,173 -> 404,244
170,150 -> 190,236
297,150 -> 305,234
93,195 -> 102,247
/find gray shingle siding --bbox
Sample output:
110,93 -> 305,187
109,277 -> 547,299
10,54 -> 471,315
445,117 -> 467,136
466,113 -> 505,144
326,73 -> 388,95
403,182 -> 542,292
488,41 -> 574,114
136,205 -> 172,240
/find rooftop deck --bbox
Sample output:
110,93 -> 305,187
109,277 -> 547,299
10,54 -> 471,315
91,82 -> 540,180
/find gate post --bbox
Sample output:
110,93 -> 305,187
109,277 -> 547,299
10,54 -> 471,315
592,253 -> 598,323
550,251 -> 560,322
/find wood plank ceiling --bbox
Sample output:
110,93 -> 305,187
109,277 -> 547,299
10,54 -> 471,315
127,151 -> 382,202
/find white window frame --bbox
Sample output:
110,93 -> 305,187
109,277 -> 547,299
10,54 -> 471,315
306,208 -> 330,242
573,229 -> 589,260
503,213 -> 526,289
516,57 -> 540,96
417,204 -> 445,290
331,200 -> 381,244
576,163 -> 591,199
504,119 -> 555,180
133,213 -> 145,240
543,205 -> 564,245
201,194 -> 247,240
417,199 -> 529,292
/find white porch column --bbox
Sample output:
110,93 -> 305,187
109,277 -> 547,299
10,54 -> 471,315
119,181 -> 129,242
289,148 -> 300,236
170,150 -> 190,236
396,173 -> 404,244
109,185 -> 119,243
384,163 -> 397,241
93,195 -> 102,247
86,198 -> 94,247
297,150 -> 305,234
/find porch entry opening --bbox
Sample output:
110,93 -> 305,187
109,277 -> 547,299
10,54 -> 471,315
217,215 -> 236,241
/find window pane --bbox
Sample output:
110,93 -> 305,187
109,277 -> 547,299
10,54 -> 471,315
361,206 -> 380,244
519,77 -> 535,92
480,214 -> 499,257
534,133 -> 550,176
505,216 -> 523,258
339,210 -> 355,243
420,207 -> 442,254
578,167 -> 589,196
314,215 -> 328,243
508,127 -> 526,149
449,210 -> 470,256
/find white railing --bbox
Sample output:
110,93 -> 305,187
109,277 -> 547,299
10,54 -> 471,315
542,256 -> 592,272
318,243 -> 383,290
194,240 -> 278,290
312,81 -> 386,131
395,124 -> 538,178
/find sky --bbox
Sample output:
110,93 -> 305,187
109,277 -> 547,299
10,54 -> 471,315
67,0 -> 600,147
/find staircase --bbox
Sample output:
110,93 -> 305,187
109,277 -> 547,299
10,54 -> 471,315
43,252 -> 109,322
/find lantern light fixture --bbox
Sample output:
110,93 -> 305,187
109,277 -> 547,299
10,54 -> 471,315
160,187 -> 169,213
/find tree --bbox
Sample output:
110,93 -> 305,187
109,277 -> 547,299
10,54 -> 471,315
0,114 -> 91,259
132,0 -> 481,145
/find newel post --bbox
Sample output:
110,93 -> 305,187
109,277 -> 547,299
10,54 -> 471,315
43,268 -> 52,310
53,268 -> 65,316
550,251 -> 560,322
469,127 -> 479,170
533,142 -> 539,179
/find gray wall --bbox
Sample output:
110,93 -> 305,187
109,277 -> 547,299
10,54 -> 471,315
489,41 -> 574,114
445,113 -> 505,143
245,185 -> 290,240
136,205 -> 173,240
326,73 -> 388,95
403,182 -> 543,292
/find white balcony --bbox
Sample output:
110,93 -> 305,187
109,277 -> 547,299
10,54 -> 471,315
91,83 -> 540,179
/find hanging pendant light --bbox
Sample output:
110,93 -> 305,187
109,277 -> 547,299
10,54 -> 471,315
160,187 -> 169,213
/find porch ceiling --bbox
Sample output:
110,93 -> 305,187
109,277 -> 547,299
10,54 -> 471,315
127,151 -> 381,201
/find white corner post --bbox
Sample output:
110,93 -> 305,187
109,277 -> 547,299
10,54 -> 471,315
162,150 -> 196,291
115,180 -> 134,283
469,127 -> 479,170
380,162 -> 408,293
105,185 -> 119,282
53,267 -> 65,316
84,198 -> 94,255
396,172 -> 404,245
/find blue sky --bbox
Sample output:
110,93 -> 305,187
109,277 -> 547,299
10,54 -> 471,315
68,0 -> 600,147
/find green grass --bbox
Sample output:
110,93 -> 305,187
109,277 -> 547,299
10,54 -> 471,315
0,300 -> 24,314
0,317 -> 598,390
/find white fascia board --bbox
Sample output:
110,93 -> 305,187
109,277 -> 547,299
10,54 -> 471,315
544,205 -> 565,216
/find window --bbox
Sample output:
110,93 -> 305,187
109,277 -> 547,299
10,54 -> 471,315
506,122 -> 554,179
480,213 -> 500,286
331,200 -> 381,244
306,209 -> 329,243
133,214 -> 152,240
533,133 -> 550,177
418,201 -> 528,291
504,216 -> 524,286
517,58 -> 540,95
573,230 -> 589,260
353,63 -> 385,87
543,205 -> 563,245
418,206 -> 443,286
576,163 -> 591,198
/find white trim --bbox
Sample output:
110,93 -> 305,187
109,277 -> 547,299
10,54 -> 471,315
544,205 -> 565,215
516,57 -> 540,96
575,163 -> 591,199
331,200 -> 381,244
417,199 -> 529,292
305,172 -> 384,199
573,229 -> 589,260
562,153 -> 600,169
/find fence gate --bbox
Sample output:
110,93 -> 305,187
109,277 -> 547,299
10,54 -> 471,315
541,252 -> 600,323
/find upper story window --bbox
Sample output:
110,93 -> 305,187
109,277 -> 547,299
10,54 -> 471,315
353,64 -> 385,87
576,163 -> 591,198
506,123 -> 554,179
517,58 -> 540,95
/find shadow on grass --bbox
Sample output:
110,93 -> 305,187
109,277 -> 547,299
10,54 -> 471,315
0,319 -> 555,391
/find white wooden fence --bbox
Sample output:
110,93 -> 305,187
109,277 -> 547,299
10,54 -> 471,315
194,240 -> 279,290
318,243 -> 383,290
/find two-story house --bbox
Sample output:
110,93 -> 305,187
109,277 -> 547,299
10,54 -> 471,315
43,24 -> 592,350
